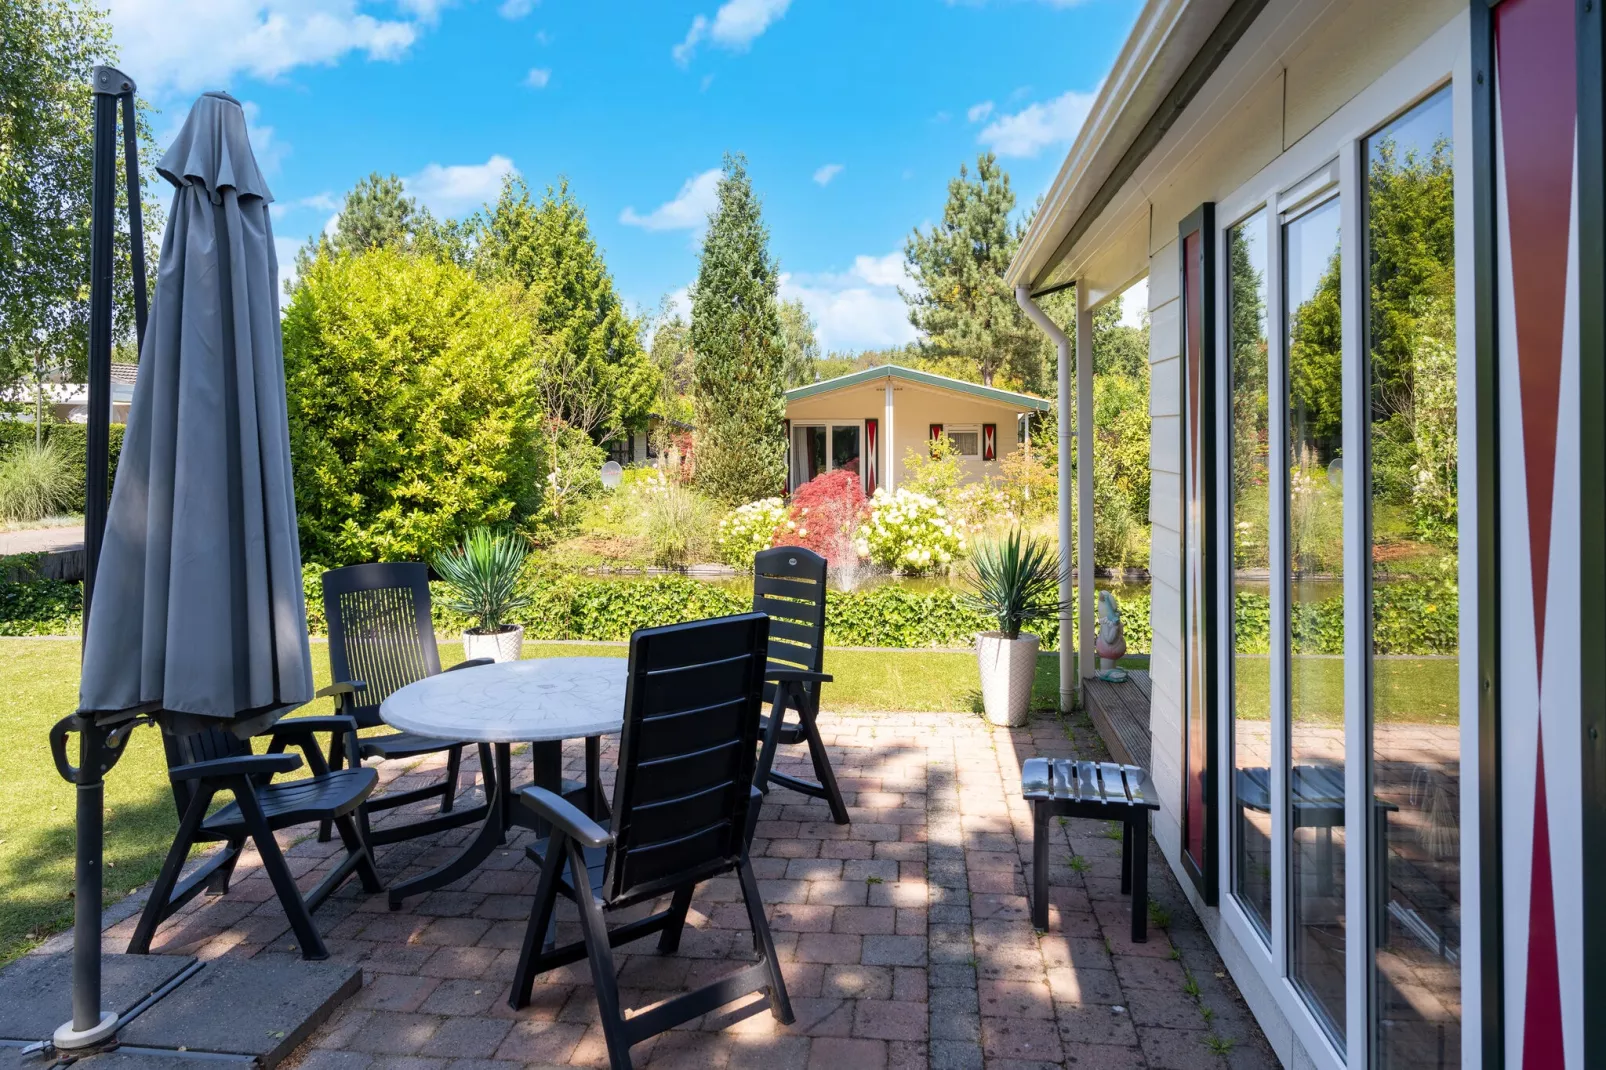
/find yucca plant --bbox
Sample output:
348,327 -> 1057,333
963,528 -> 1070,639
432,526 -> 533,633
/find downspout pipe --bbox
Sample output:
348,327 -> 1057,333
1015,285 -> 1076,714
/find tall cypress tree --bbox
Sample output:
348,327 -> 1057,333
690,154 -> 787,503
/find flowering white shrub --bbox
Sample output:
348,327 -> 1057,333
716,497 -> 795,567
855,488 -> 964,574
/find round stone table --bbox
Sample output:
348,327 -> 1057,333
379,657 -> 627,907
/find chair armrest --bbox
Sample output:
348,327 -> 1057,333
766,668 -> 833,685
263,715 -> 360,774
444,658 -> 495,673
169,752 -> 302,781
315,680 -> 367,698
267,715 -> 361,734
518,786 -> 614,848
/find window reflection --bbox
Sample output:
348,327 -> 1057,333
1227,211 -> 1272,940
1364,86 -> 1459,1070
1284,194 -> 1345,1044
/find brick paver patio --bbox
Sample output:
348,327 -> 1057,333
97,706 -> 1278,1069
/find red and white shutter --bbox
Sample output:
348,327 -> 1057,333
982,424 -> 996,461
864,419 -> 878,494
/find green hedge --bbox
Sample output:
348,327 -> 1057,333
0,422 -> 124,515
0,575 -> 81,635
1228,580 -> 1458,656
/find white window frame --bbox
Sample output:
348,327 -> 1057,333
792,420 -> 868,490
944,424 -> 983,460
1206,15 -> 1476,1070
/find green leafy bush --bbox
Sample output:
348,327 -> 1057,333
857,488 -> 963,574
0,441 -> 75,522
639,476 -> 716,569
0,555 -> 81,635
282,247 -> 542,565
716,497 -> 792,567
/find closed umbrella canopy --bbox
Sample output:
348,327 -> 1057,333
79,90 -> 311,721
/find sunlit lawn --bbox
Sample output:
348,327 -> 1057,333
0,636 -> 1101,965
1230,654 -> 1460,724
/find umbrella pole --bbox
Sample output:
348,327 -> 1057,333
54,65 -> 139,1054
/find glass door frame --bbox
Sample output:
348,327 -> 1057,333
1206,19 -> 1477,1069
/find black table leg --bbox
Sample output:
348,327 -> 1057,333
1031,801 -> 1049,931
1129,813 -> 1148,943
388,742 -> 513,909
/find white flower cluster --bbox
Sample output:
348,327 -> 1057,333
716,497 -> 794,567
855,488 -> 964,574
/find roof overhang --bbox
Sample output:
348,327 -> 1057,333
784,365 -> 1052,412
1007,0 -> 1266,296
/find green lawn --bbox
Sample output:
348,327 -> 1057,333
1229,654 -> 1460,725
0,637 -> 1087,965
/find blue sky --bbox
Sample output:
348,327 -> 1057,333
107,0 -> 1142,352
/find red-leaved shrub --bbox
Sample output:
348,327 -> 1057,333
787,469 -> 866,565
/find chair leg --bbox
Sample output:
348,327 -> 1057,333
1031,802 -> 1050,931
319,730 -> 347,844
797,690 -> 849,825
440,744 -> 463,814
656,884 -> 696,954
128,786 -> 214,955
234,778 -> 328,960
510,832 -> 569,1010
585,735 -> 607,819
478,742 -> 497,797
1120,816 -> 1133,896
735,856 -> 793,1024
753,687 -> 789,794
206,837 -> 246,895
569,839 -> 635,1069
333,812 -> 384,894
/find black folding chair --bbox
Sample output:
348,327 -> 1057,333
508,613 -> 794,1069
317,563 -> 498,846
750,546 -> 849,824
128,713 -> 382,960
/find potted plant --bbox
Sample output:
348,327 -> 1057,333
964,529 -> 1069,727
433,526 -> 533,663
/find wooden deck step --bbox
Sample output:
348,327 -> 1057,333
1083,669 -> 1152,771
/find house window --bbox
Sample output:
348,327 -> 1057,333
1282,189 -> 1344,1045
945,426 -> 981,459
605,438 -> 632,465
1362,85 -> 1458,1070
1226,207 -> 1272,943
791,422 -> 864,488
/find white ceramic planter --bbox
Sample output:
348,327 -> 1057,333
976,630 -> 1039,727
463,624 -> 524,663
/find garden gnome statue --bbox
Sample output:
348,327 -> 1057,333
1094,590 -> 1129,682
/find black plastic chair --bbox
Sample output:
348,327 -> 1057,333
508,613 -> 794,1069
750,546 -> 849,824
128,713 -> 382,960
318,562 -> 498,846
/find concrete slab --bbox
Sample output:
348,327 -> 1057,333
0,955 -> 195,1044
119,959 -> 360,1068
0,1048 -> 240,1069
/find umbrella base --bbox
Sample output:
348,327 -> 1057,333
0,954 -> 359,1068
52,1011 -> 118,1051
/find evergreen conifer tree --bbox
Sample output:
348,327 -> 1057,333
690,154 -> 787,502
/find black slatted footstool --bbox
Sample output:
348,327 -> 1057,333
1022,758 -> 1161,941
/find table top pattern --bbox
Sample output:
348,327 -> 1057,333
379,657 -> 627,743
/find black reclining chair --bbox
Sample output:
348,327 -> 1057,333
508,613 -> 793,1069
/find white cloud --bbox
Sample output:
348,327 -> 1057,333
269,191 -> 337,219
238,101 -> 288,173
396,0 -> 456,21
524,67 -> 551,88
674,0 -> 791,64
404,155 -> 517,216
104,0 -> 421,98
1118,278 -> 1149,327
619,168 -> 721,231
778,252 -> 919,352
966,100 -> 994,123
274,235 -> 302,300
499,0 -> 536,17
812,163 -> 843,186
978,87 -> 1099,157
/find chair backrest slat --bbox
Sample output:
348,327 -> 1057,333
752,547 -> 827,681
322,563 -> 441,728
163,724 -> 251,816
604,613 -> 769,906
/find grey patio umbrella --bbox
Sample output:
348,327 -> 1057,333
55,89 -> 312,1050
80,89 -> 312,721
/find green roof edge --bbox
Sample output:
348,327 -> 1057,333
783,364 -> 1053,411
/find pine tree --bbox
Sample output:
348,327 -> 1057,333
902,153 -> 1042,389
690,154 -> 788,503
475,176 -> 658,441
